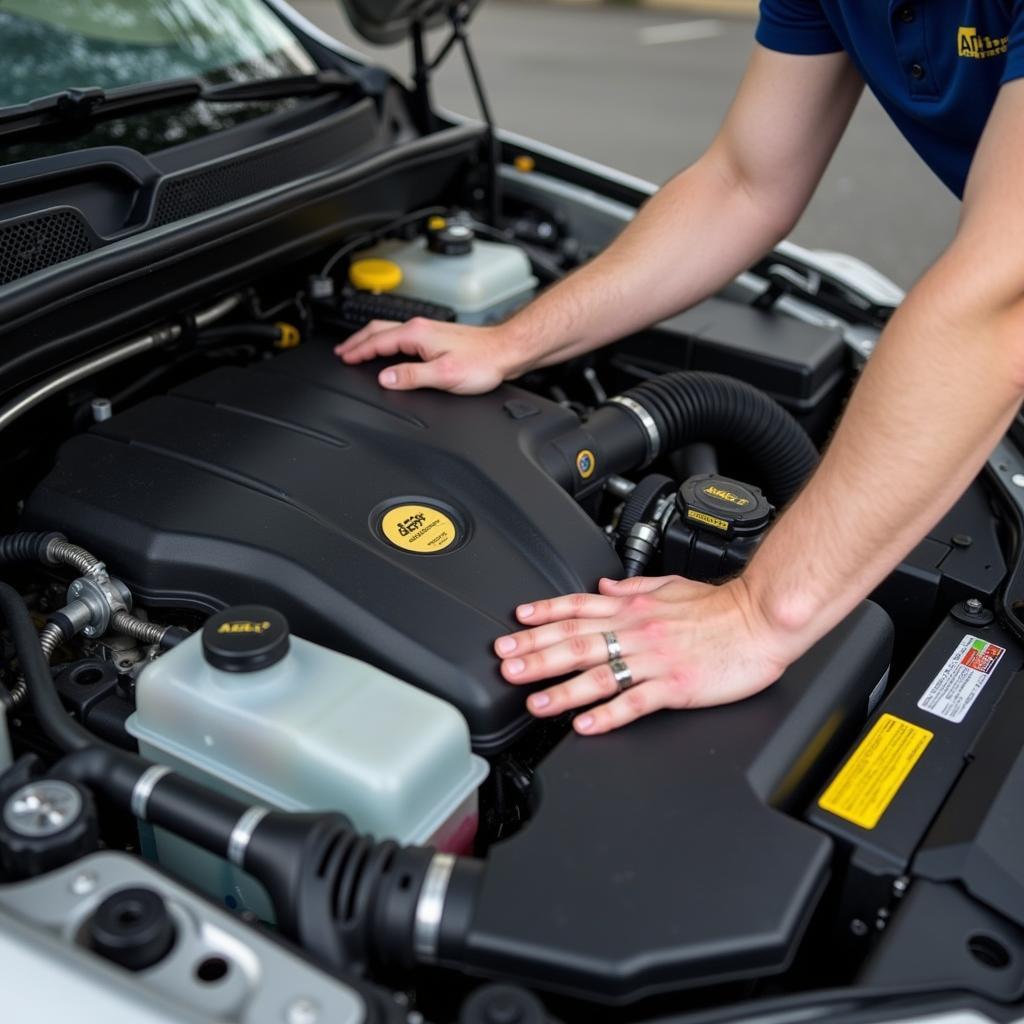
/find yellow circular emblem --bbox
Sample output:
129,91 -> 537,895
575,449 -> 597,480
380,503 -> 459,554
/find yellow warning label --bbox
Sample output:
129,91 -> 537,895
686,509 -> 730,532
380,504 -> 458,554
818,714 -> 933,830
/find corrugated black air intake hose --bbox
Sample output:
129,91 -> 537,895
553,372 -> 818,507
614,372 -> 818,506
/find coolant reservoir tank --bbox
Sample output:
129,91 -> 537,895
354,224 -> 537,324
126,606 -> 487,918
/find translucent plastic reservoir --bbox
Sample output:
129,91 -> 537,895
355,235 -> 537,323
126,608 -> 487,919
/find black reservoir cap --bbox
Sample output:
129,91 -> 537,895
677,474 -> 772,538
202,606 -> 290,673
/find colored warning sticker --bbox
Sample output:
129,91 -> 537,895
917,634 -> 1005,724
380,503 -> 458,554
818,714 -> 933,830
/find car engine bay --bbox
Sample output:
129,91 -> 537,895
2,152 -> 1024,1024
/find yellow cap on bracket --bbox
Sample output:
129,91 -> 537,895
349,258 -> 403,294
427,215 -> 448,231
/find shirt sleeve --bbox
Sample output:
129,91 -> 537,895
755,0 -> 843,56
1001,0 -> 1024,84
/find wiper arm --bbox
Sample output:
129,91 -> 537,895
0,70 -> 354,141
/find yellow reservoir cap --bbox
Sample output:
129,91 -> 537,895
349,258 -> 403,294
427,215 -> 448,231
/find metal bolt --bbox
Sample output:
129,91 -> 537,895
91,398 -> 113,422
1012,473 -> 1024,488
849,918 -> 869,937
285,998 -> 320,1024
3,781 -> 82,837
965,598 -> 983,614
892,875 -> 909,895
70,870 -> 99,896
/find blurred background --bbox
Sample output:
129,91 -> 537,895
292,0 -> 959,290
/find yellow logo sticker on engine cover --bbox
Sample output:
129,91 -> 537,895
380,503 -> 458,554
818,713 -> 933,830
575,449 -> 596,480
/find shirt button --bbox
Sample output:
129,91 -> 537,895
910,62 -> 925,79
897,4 -> 915,22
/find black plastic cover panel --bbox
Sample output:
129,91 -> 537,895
456,603 -> 894,1001
24,343 -> 622,752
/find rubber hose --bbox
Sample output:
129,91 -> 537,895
0,581 -> 92,752
616,372 -> 818,507
0,532 -> 65,566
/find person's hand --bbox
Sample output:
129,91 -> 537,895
334,318 -> 529,394
493,575 -> 802,735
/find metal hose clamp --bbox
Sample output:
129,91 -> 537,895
130,765 -> 173,820
606,396 -> 661,466
413,853 -> 456,962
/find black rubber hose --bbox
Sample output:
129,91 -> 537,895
0,532 -> 64,566
0,580 -> 91,752
617,371 -> 818,507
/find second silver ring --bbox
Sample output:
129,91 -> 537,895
603,630 -> 622,661
610,658 -> 636,691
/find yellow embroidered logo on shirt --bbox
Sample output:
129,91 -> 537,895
958,26 -> 1008,58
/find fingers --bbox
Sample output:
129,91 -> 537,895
336,324 -> 429,367
598,575 -> 679,596
375,359 -> 459,391
498,627 -> 646,685
334,320 -> 401,360
573,681 -> 669,735
514,592 -> 622,627
525,657 -> 661,719
494,617 -> 611,660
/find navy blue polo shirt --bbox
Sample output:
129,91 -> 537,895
756,0 -> 1024,196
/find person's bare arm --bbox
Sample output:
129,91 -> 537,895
494,79 -> 1024,735
335,45 -> 863,392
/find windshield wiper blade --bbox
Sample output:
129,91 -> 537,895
0,70 -> 354,141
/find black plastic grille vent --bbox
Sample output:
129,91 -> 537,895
0,210 -> 94,286
152,123 -> 347,228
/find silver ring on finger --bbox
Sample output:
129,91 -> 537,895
603,630 -> 622,661
610,658 -> 636,691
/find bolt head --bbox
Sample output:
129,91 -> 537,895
965,598 -> 983,614
1012,473 -> 1024,488
849,918 -> 869,937
4,781 -> 82,837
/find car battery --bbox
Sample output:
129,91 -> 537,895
806,611 -> 1023,955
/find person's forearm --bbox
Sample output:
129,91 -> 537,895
499,150 -> 795,372
742,260 -> 1024,654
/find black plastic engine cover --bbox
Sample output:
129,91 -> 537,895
446,602 -> 895,1002
24,343 -> 622,752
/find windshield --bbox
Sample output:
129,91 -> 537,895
0,0 -> 318,106
0,0 -> 322,163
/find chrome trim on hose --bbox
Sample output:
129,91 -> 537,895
413,853 -> 456,963
227,806 -> 270,868
130,765 -> 173,821
606,395 -> 661,465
